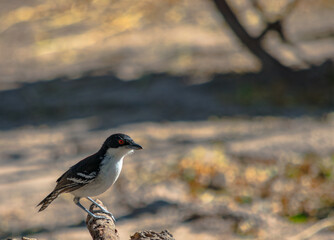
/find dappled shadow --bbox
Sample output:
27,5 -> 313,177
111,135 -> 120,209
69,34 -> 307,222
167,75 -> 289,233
0,60 -> 333,131
0,200 -> 177,239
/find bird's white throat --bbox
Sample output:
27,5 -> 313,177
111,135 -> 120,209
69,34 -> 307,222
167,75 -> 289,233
105,147 -> 134,159
99,147 -> 133,184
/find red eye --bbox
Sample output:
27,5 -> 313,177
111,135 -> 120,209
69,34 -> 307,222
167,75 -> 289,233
118,139 -> 125,145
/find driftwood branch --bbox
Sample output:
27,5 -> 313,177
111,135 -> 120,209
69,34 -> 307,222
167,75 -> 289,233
86,199 -> 175,240
86,199 -> 120,240
130,230 -> 175,240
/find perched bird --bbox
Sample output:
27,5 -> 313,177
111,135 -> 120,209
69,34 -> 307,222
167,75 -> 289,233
37,133 -> 142,221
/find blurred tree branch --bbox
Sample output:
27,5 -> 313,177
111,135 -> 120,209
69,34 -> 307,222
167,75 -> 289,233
250,0 -> 316,67
287,216 -> 334,240
212,0 -> 293,75
212,0 -> 334,76
255,20 -> 285,42
251,0 -> 300,42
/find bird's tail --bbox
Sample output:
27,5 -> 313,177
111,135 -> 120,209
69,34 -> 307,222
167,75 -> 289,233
37,190 -> 61,212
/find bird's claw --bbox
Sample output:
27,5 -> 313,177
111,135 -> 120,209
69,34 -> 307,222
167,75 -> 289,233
93,215 -> 110,220
105,212 -> 116,222
94,211 -> 116,222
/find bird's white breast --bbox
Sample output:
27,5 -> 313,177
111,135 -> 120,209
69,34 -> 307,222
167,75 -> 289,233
98,151 -> 124,186
71,147 -> 133,197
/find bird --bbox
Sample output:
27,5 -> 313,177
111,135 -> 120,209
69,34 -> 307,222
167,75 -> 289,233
37,133 -> 142,221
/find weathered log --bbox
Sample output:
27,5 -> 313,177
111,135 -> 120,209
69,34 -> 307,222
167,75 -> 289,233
85,199 -> 174,240
130,230 -> 175,240
85,199 -> 120,240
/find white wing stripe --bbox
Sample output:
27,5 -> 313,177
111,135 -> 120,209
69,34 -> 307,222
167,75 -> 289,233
77,172 -> 96,179
67,177 -> 91,184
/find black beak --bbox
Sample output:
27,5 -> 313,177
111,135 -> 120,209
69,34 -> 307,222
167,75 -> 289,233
128,142 -> 143,150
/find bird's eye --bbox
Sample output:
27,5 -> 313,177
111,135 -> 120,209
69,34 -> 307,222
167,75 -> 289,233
118,139 -> 125,145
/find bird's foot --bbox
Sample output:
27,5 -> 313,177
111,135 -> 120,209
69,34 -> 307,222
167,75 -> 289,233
86,197 -> 116,222
103,211 -> 116,222
92,214 -> 111,221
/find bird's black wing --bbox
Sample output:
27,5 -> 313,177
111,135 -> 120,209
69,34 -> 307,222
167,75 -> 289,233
54,153 -> 102,193
37,153 -> 103,212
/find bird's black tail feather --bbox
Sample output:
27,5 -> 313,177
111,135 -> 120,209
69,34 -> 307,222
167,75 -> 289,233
37,190 -> 61,212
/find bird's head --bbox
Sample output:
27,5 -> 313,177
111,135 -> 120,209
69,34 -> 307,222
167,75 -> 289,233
102,133 -> 143,158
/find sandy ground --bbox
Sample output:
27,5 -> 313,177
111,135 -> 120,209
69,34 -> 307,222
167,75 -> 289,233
0,1 -> 333,239
1,116 -> 334,239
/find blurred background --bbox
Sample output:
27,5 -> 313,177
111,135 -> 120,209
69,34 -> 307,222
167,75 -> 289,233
0,0 -> 334,239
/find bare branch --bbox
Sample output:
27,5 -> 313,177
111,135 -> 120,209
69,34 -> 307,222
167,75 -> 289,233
86,199 -> 120,240
287,217 -> 334,240
85,199 -> 175,240
255,20 -> 284,41
212,0 -> 292,74
251,0 -> 301,42
130,230 -> 175,240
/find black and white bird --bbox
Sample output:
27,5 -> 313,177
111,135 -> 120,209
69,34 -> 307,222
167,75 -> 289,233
37,133 -> 142,221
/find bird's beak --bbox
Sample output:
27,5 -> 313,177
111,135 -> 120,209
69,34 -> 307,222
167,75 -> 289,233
127,142 -> 143,150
